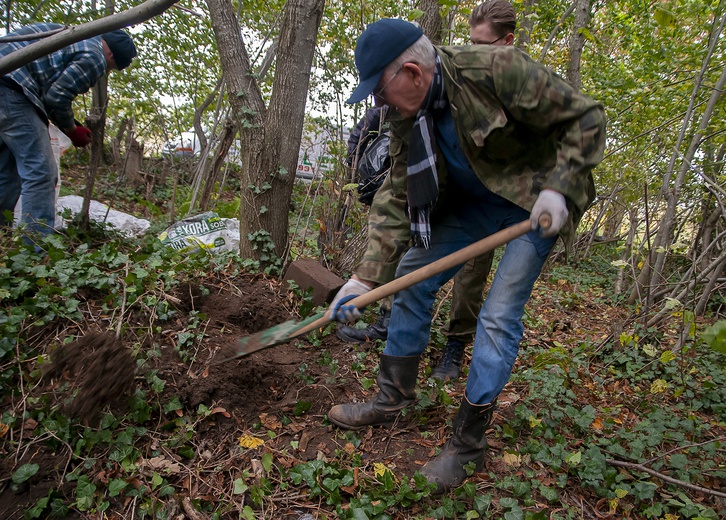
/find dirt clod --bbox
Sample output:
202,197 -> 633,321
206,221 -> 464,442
43,331 -> 136,424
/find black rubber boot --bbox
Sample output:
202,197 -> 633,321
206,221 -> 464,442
430,339 -> 466,381
328,354 -> 419,430
336,307 -> 390,343
420,397 -> 496,494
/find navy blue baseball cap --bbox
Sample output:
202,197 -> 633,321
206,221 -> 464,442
347,19 -> 424,104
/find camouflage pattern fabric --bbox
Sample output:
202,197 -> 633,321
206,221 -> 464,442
355,44 -> 606,285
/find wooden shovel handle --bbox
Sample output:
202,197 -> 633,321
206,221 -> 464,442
289,214 -> 550,339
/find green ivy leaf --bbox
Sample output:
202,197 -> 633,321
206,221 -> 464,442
473,493 -> 492,513
642,343 -> 658,357
659,350 -> 676,363
565,451 -> 582,466
233,478 -> 249,495
75,476 -> 96,511
163,396 -> 183,414
261,452 -> 273,473
12,463 -> 39,484
499,497 -> 518,509
24,495 -> 49,519
108,479 -> 128,497
177,446 -> 195,460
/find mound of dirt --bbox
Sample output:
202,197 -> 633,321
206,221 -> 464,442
43,332 -> 136,424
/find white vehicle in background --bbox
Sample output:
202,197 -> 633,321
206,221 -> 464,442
161,125 -> 348,177
296,126 -> 349,181
162,128 -> 242,166
161,130 -> 202,157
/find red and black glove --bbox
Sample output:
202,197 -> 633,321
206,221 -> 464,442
67,125 -> 92,147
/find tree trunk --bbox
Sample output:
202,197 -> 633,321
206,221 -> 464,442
567,0 -> 590,90
80,113 -> 104,230
517,0 -> 538,52
207,0 -> 325,262
416,0 -> 444,44
200,118 -> 236,211
539,3 -> 575,64
614,207 -> 637,296
640,41 -> 726,309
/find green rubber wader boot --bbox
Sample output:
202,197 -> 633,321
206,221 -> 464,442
328,354 -> 419,430
420,397 -> 496,494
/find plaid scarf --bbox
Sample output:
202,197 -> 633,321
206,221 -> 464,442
407,55 -> 447,249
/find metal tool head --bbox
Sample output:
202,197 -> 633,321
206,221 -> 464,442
212,311 -> 328,364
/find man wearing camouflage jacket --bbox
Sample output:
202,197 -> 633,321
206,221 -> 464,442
338,1 -> 521,382
328,19 -> 605,494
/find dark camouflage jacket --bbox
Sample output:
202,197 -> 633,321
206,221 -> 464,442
355,45 -> 606,284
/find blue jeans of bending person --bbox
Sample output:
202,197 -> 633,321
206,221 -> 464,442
0,84 -> 58,238
383,205 -> 557,405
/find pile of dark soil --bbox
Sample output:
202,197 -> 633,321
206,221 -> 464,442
42,331 -> 136,424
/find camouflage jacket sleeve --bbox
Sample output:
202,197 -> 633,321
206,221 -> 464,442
354,114 -> 413,285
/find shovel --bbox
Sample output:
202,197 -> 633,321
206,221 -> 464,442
214,215 -> 550,363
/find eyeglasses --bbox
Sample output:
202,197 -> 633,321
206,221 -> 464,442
471,34 -> 505,45
372,65 -> 404,100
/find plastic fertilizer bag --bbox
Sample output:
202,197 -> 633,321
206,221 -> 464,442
159,212 -> 240,253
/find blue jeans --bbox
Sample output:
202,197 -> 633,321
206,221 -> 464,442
0,85 -> 58,238
384,206 -> 557,405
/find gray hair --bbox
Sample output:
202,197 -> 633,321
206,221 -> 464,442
386,34 -> 436,75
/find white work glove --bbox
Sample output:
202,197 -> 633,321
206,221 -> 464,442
530,189 -> 568,238
330,279 -> 371,322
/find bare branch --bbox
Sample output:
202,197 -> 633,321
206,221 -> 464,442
606,458 -> 726,499
0,27 -> 66,42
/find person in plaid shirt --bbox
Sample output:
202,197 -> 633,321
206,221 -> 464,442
0,23 -> 136,242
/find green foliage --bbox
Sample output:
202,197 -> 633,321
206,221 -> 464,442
1,219 -> 724,519
247,230 -> 282,273
703,320 -> 726,354
286,279 -> 316,317
508,316 -> 726,518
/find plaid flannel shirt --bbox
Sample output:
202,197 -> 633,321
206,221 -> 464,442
0,23 -> 106,129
